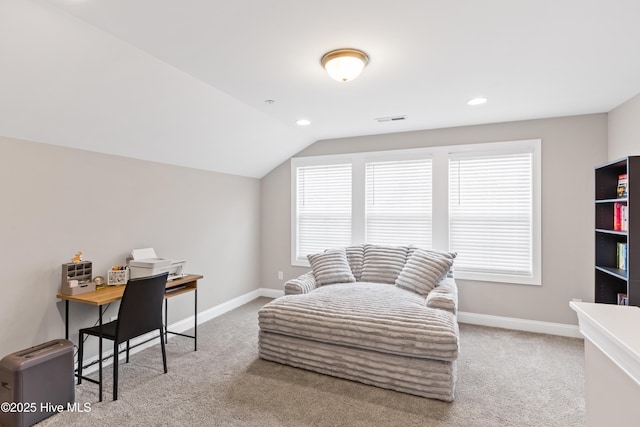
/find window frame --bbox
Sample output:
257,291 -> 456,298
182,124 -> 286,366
291,158 -> 354,267
290,139 -> 541,286
291,155 -> 354,266
446,143 -> 541,285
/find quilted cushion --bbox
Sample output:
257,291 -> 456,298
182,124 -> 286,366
307,249 -> 356,286
259,282 -> 459,360
360,244 -> 409,284
395,249 -> 454,297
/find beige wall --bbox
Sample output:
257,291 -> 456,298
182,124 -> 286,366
261,114 -> 608,325
0,110 -> 616,356
608,92 -> 640,161
0,136 -> 261,356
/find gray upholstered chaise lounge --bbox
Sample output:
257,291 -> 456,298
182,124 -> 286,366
258,244 -> 460,401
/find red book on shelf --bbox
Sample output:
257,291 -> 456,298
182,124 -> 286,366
614,202 -> 623,231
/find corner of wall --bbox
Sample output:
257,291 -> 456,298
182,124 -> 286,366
608,92 -> 640,161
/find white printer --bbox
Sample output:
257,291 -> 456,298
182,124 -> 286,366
128,248 -> 187,281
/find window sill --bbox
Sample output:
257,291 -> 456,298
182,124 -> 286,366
454,271 -> 541,286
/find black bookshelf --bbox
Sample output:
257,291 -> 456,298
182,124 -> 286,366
594,156 -> 639,306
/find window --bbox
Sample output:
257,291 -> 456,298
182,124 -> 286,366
291,139 -> 541,285
293,163 -> 352,263
365,159 -> 432,247
449,152 -> 534,281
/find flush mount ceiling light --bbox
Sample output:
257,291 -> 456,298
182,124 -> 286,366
296,119 -> 311,126
321,48 -> 369,82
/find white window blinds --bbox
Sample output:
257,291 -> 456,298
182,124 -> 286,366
295,163 -> 352,261
365,159 -> 432,247
449,152 -> 533,277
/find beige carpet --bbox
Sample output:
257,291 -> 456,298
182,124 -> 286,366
39,297 -> 585,426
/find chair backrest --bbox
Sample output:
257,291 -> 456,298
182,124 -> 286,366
115,272 -> 169,344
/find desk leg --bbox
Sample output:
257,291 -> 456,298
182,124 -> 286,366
65,300 -> 69,340
98,307 -> 103,402
194,289 -> 198,351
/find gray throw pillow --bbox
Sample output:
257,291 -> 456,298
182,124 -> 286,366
408,246 -> 457,278
395,249 -> 454,297
307,248 -> 356,286
360,244 -> 409,284
345,244 -> 365,281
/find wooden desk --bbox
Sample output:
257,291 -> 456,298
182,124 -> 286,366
58,274 -> 202,349
58,274 -> 202,402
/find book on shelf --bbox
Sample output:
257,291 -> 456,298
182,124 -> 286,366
622,204 -> 629,231
617,293 -> 628,306
617,242 -> 628,271
614,202 -> 626,231
617,173 -> 628,198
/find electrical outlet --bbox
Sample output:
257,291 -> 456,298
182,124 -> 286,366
278,271 -> 284,280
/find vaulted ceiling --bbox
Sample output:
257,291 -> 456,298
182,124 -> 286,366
2,0 -> 640,177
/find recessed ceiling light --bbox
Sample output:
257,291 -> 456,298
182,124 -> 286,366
467,97 -> 488,106
296,119 -> 311,126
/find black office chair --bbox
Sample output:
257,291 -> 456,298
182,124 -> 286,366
77,272 -> 169,400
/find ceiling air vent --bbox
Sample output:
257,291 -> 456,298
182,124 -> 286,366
375,115 -> 407,123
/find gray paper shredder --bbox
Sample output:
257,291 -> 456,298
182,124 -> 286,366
0,339 -> 74,427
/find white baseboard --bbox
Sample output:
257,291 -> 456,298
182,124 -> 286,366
458,311 -> 582,338
167,288 -> 282,334
173,288 -> 266,330
260,288 -> 285,299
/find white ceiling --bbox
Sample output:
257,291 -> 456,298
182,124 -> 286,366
2,0 -> 640,178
